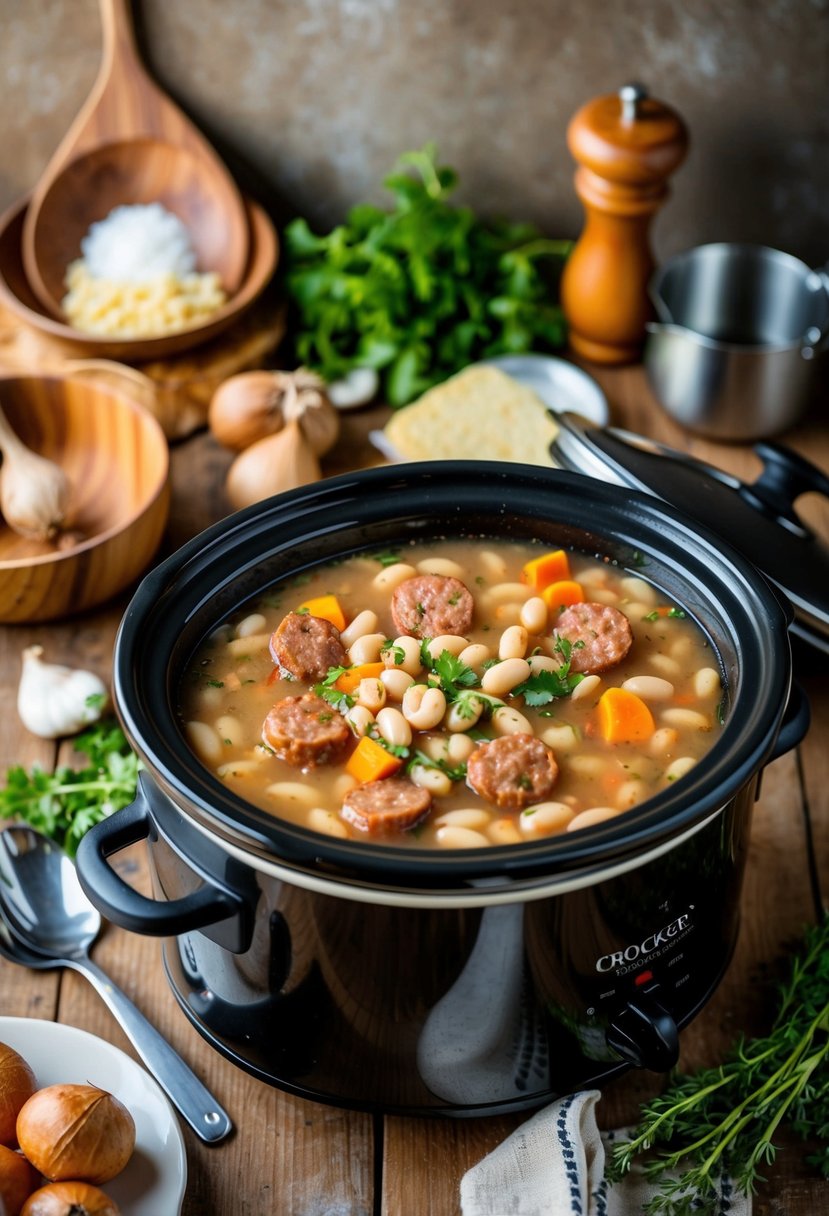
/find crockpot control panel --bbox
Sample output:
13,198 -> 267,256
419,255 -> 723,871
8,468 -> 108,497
605,977 -> 679,1071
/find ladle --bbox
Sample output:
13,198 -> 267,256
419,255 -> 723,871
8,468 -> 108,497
0,824 -> 232,1144
22,0 -> 249,320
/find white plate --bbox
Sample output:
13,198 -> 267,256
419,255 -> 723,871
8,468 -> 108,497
0,1016 -> 187,1215
479,353 -> 610,424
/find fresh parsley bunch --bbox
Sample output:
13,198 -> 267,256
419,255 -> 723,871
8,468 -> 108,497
284,145 -> 571,406
609,915 -> 829,1213
0,721 -> 141,857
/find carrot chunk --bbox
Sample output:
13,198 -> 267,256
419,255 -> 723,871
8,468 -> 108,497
297,594 -> 347,632
346,735 -> 403,783
597,687 -> 655,744
521,549 -> 571,591
335,662 -> 385,694
541,579 -> 585,613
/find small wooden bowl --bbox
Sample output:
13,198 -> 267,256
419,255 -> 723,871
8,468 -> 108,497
0,374 -> 170,622
0,194 -> 278,363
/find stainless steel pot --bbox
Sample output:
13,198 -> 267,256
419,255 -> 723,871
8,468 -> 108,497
74,463 -> 808,1115
645,243 -> 829,440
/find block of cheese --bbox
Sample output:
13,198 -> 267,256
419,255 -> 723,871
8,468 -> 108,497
379,366 -> 559,464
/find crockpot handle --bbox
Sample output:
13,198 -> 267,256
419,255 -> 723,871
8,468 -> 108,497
76,778 -> 245,939
768,682 -> 811,762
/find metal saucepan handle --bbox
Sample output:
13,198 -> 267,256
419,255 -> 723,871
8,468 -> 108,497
75,776 -> 245,938
801,260 -> 829,358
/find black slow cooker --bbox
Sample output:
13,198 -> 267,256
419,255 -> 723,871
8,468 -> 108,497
76,459 -> 810,1116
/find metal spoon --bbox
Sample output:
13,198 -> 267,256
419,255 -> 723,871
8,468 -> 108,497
0,824 -> 232,1144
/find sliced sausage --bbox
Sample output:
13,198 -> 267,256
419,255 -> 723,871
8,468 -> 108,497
553,602 -> 633,673
341,777 -> 432,834
263,693 -> 351,768
467,734 -> 559,812
269,612 -> 347,681
391,574 -> 474,639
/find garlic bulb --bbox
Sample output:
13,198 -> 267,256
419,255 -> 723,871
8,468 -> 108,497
18,645 -> 109,739
327,367 -> 380,410
0,405 -> 69,542
209,368 -> 339,457
225,420 -> 321,511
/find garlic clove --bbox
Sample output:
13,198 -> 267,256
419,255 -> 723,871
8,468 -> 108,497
0,405 -> 70,542
225,420 -> 322,511
282,373 -> 340,457
208,371 -> 286,452
326,367 -> 380,410
17,644 -> 109,739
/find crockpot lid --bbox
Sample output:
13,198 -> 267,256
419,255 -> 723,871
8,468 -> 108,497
552,412 -> 829,652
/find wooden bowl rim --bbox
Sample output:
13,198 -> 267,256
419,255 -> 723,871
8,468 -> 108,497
0,372 -> 170,570
0,193 -> 278,358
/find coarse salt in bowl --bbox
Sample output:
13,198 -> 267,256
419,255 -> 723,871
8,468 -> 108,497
80,203 -> 197,282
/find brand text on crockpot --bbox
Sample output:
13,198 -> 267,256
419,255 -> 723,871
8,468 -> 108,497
595,911 -> 692,973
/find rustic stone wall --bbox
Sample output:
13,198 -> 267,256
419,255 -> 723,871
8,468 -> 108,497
2,0 -> 826,262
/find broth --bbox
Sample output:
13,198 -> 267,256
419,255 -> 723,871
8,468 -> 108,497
179,539 -> 724,848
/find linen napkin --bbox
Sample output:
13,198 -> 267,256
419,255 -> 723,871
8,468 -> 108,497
460,1089 -> 750,1216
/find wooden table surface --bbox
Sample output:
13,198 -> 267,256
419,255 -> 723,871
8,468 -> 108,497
1,360 -> 827,1215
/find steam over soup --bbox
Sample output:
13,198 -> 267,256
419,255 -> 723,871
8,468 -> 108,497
180,540 -> 725,847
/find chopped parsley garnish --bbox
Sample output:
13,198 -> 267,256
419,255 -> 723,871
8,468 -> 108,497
513,638 -> 583,706
207,679 -> 225,689
85,692 -> 107,711
643,609 -> 660,622
380,639 -> 406,666
295,606 -> 310,615
372,550 -> 402,567
667,606 -> 687,619
407,749 -> 467,782
317,712 -> 334,723
313,665 -> 354,712
516,773 -> 533,790
415,602 -> 426,617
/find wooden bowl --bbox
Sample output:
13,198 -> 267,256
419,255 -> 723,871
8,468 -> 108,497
0,194 -> 278,363
0,374 -> 170,622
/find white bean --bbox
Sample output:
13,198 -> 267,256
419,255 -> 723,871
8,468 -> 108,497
492,706 -> 533,736
488,817 -> 523,845
418,733 -> 450,761
236,612 -> 268,638
185,720 -> 223,764
498,625 -> 528,660
589,588 -> 620,606
570,673 -> 602,702
481,657 -> 531,697
340,609 -> 379,649
385,635 -> 423,676
345,705 -> 375,737
482,582 -> 531,604
670,635 -> 694,660
447,733 -> 476,763
375,707 -> 412,748
402,685 -> 447,730
348,632 -> 386,665
494,603 -> 523,625
622,675 -> 675,701
648,653 -> 682,677
410,764 -> 453,796
568,754 -> 606,778
539,722 -> 580,751
519,596 -> 548,634
616,779 -> 648,810
620,601 -> 653,622
445,699 -> 484,731
226,633 -> 270,656
426,634 -> 469,660
661,708 -> 711,731
459,643 -> 491,674
195,686 -> 223,709
435,825 -> 489,848
478,550 -> 508,579
380,668 -> 415,701
528,655 -> 559,674
215,714 -> 244,746
620,576 -> 657,605
372,562 -> 417,591
217,759 -> 264,777
664,756 -> 697,783
566,807 -> 620,831
265,781 -> 317,807
649,727 -> 679,755
520,801 -> 573,836
332,773 -> 358,801
355,678 -> 386,712
694,667 -> 721,698
434,808 -> 491,830
416,557 -> 466,578
308,808 -> 349,839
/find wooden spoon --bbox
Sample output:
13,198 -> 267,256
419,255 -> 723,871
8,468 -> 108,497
22,0 -> 249,319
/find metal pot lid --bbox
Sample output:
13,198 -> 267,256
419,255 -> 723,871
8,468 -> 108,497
552,412 -> 829,653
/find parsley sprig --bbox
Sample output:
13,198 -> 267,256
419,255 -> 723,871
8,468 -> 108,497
313,666 -> 354,712
284,144 -> 571,406
608,915 -> 829,1213
0,721 -> 141,857
513,638 -> 583,706
420,644 -> 501,721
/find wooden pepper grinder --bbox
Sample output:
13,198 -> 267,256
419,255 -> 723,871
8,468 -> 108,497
560,83 -> 688,365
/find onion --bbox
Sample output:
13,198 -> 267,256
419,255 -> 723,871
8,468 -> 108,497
16,1085 -> 135,1184
0,1043 -> 37,1147
21,1181 -> 121,1216
208,371 -> 286,452
0,1143 -> 40,1216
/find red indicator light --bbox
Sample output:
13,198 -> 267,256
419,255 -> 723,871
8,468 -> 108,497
634,969 -> 653,987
